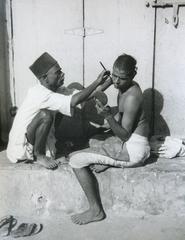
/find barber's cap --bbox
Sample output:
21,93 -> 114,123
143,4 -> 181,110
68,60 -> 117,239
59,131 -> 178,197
29,52 -> 58,78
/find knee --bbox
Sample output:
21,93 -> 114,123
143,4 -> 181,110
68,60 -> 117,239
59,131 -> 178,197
69,154 -> 80,168
69,153 -> 86,168
39,109 -> 53,124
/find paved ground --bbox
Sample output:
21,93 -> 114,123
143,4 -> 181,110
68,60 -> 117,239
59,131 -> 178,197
1,213 -> 185,240
1,149 -> 185,240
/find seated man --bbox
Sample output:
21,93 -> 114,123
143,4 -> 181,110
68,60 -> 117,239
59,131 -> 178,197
69,54 -> 150,224
6,52 -> 110,169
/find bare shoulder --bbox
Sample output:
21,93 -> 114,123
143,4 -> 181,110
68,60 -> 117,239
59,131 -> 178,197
120,83 -> 143,108
129,82 -> 143,97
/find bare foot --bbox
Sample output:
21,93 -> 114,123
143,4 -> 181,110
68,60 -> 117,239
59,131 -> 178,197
90,164 -> 110,173
36,155 -> 59,169
71,208 -> 106,225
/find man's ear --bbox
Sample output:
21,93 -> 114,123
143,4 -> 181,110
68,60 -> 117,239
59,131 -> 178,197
39,74 -> 47,84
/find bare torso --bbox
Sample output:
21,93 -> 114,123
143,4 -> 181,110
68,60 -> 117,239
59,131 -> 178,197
117,81 -> 149,138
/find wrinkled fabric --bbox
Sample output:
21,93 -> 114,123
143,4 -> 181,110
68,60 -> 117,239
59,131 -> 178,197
150,136 -> 185,158
69,133 -> 150,168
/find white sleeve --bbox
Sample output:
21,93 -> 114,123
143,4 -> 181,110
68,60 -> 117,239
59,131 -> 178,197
40,92 -> 72,116
40,90 -> 80,116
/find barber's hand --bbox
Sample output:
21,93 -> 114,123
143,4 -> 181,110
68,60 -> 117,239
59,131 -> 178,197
97,70 -> 110,85
95,99 -> 112,119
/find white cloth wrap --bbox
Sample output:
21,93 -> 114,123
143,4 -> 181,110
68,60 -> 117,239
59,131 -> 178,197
152,136 -> 185,158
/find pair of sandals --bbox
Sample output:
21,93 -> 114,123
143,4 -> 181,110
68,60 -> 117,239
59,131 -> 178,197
0,215 -> 42,238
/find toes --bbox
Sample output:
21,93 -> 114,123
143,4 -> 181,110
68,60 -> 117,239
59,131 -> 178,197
89,165 -> 95,171
48,161 -> 59,169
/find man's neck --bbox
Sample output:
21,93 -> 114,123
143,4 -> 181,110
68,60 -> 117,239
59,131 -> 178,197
119,82 -> 134,94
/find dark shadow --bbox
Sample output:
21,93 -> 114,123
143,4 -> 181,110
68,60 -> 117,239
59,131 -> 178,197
55,99 -> 106,157
143,88 -> 170,137
143,88 -> 170,166
0,1 -> 14,145
143,154 -> 158,166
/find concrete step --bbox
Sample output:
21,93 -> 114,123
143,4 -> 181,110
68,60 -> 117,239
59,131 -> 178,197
0,150 -> 185,218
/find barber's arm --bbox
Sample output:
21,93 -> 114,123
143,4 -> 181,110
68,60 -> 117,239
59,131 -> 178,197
70,70 -> 110,109
88,76 -> 113,99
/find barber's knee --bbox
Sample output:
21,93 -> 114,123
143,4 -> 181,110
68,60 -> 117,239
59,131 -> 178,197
39,109 -> 53,124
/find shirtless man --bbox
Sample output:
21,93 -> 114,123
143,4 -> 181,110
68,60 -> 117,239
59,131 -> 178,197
7,52 -> 110,169
69,54 -> 150,224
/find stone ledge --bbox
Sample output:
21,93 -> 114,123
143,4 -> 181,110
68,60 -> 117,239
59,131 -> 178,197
0,150 -> 185,218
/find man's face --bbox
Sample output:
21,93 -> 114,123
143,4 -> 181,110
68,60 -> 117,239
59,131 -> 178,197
112,66 -> 133,90
46,64 -> 65,91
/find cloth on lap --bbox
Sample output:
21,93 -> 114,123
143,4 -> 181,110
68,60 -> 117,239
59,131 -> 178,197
69,133 -> 150,168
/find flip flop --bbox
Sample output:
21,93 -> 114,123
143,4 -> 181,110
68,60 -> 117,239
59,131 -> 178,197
10,223 -> 43,238
0,215 -> 17,236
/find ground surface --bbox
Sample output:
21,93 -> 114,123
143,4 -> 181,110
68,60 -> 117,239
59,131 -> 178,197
1,213 -> 185,240
1,149 -> 185,240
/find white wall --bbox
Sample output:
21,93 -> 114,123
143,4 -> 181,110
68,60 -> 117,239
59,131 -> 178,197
3,0 -> 185,137
84,0 -> 154,106
8,0 -> 83,106
155,4 -> 185,137
7,0 -> 154,104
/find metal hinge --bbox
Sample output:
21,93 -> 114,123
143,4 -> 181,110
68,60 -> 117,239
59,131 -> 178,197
146,1 -> 185,28
64,27 -> 104,37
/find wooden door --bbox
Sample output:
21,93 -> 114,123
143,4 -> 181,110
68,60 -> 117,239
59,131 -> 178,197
84,0 -> 155,107
8,0 -> 83,107
154,0 -> 185,137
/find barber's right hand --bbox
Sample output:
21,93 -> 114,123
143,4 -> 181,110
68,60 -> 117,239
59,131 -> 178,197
97,70 -> 110,84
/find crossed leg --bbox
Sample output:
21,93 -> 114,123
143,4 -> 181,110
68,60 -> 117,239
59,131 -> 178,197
26,109 -> 59,169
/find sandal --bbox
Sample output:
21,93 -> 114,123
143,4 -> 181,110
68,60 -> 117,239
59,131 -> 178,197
0,215 -> 17,236
10,223 -> 43,238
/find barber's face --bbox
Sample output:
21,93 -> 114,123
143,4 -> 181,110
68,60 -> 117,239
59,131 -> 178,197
46,64 -> 65,91
112,66 -> 133,90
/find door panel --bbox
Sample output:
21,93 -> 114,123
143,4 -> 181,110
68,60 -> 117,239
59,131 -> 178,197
155,1 -> 185,136
84,0 -> 154,106
10,0 -> 83,106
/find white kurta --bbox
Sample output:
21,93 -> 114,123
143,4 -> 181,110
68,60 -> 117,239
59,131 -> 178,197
7,84 -> 76,163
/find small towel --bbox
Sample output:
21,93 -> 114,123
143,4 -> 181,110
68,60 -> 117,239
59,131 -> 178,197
150,136 -> 185,158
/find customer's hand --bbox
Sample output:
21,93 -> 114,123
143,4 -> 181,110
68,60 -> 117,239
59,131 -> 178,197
95,99 -> 112,119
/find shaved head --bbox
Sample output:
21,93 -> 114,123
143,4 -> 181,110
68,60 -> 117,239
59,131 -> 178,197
113,54 -> 137,75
